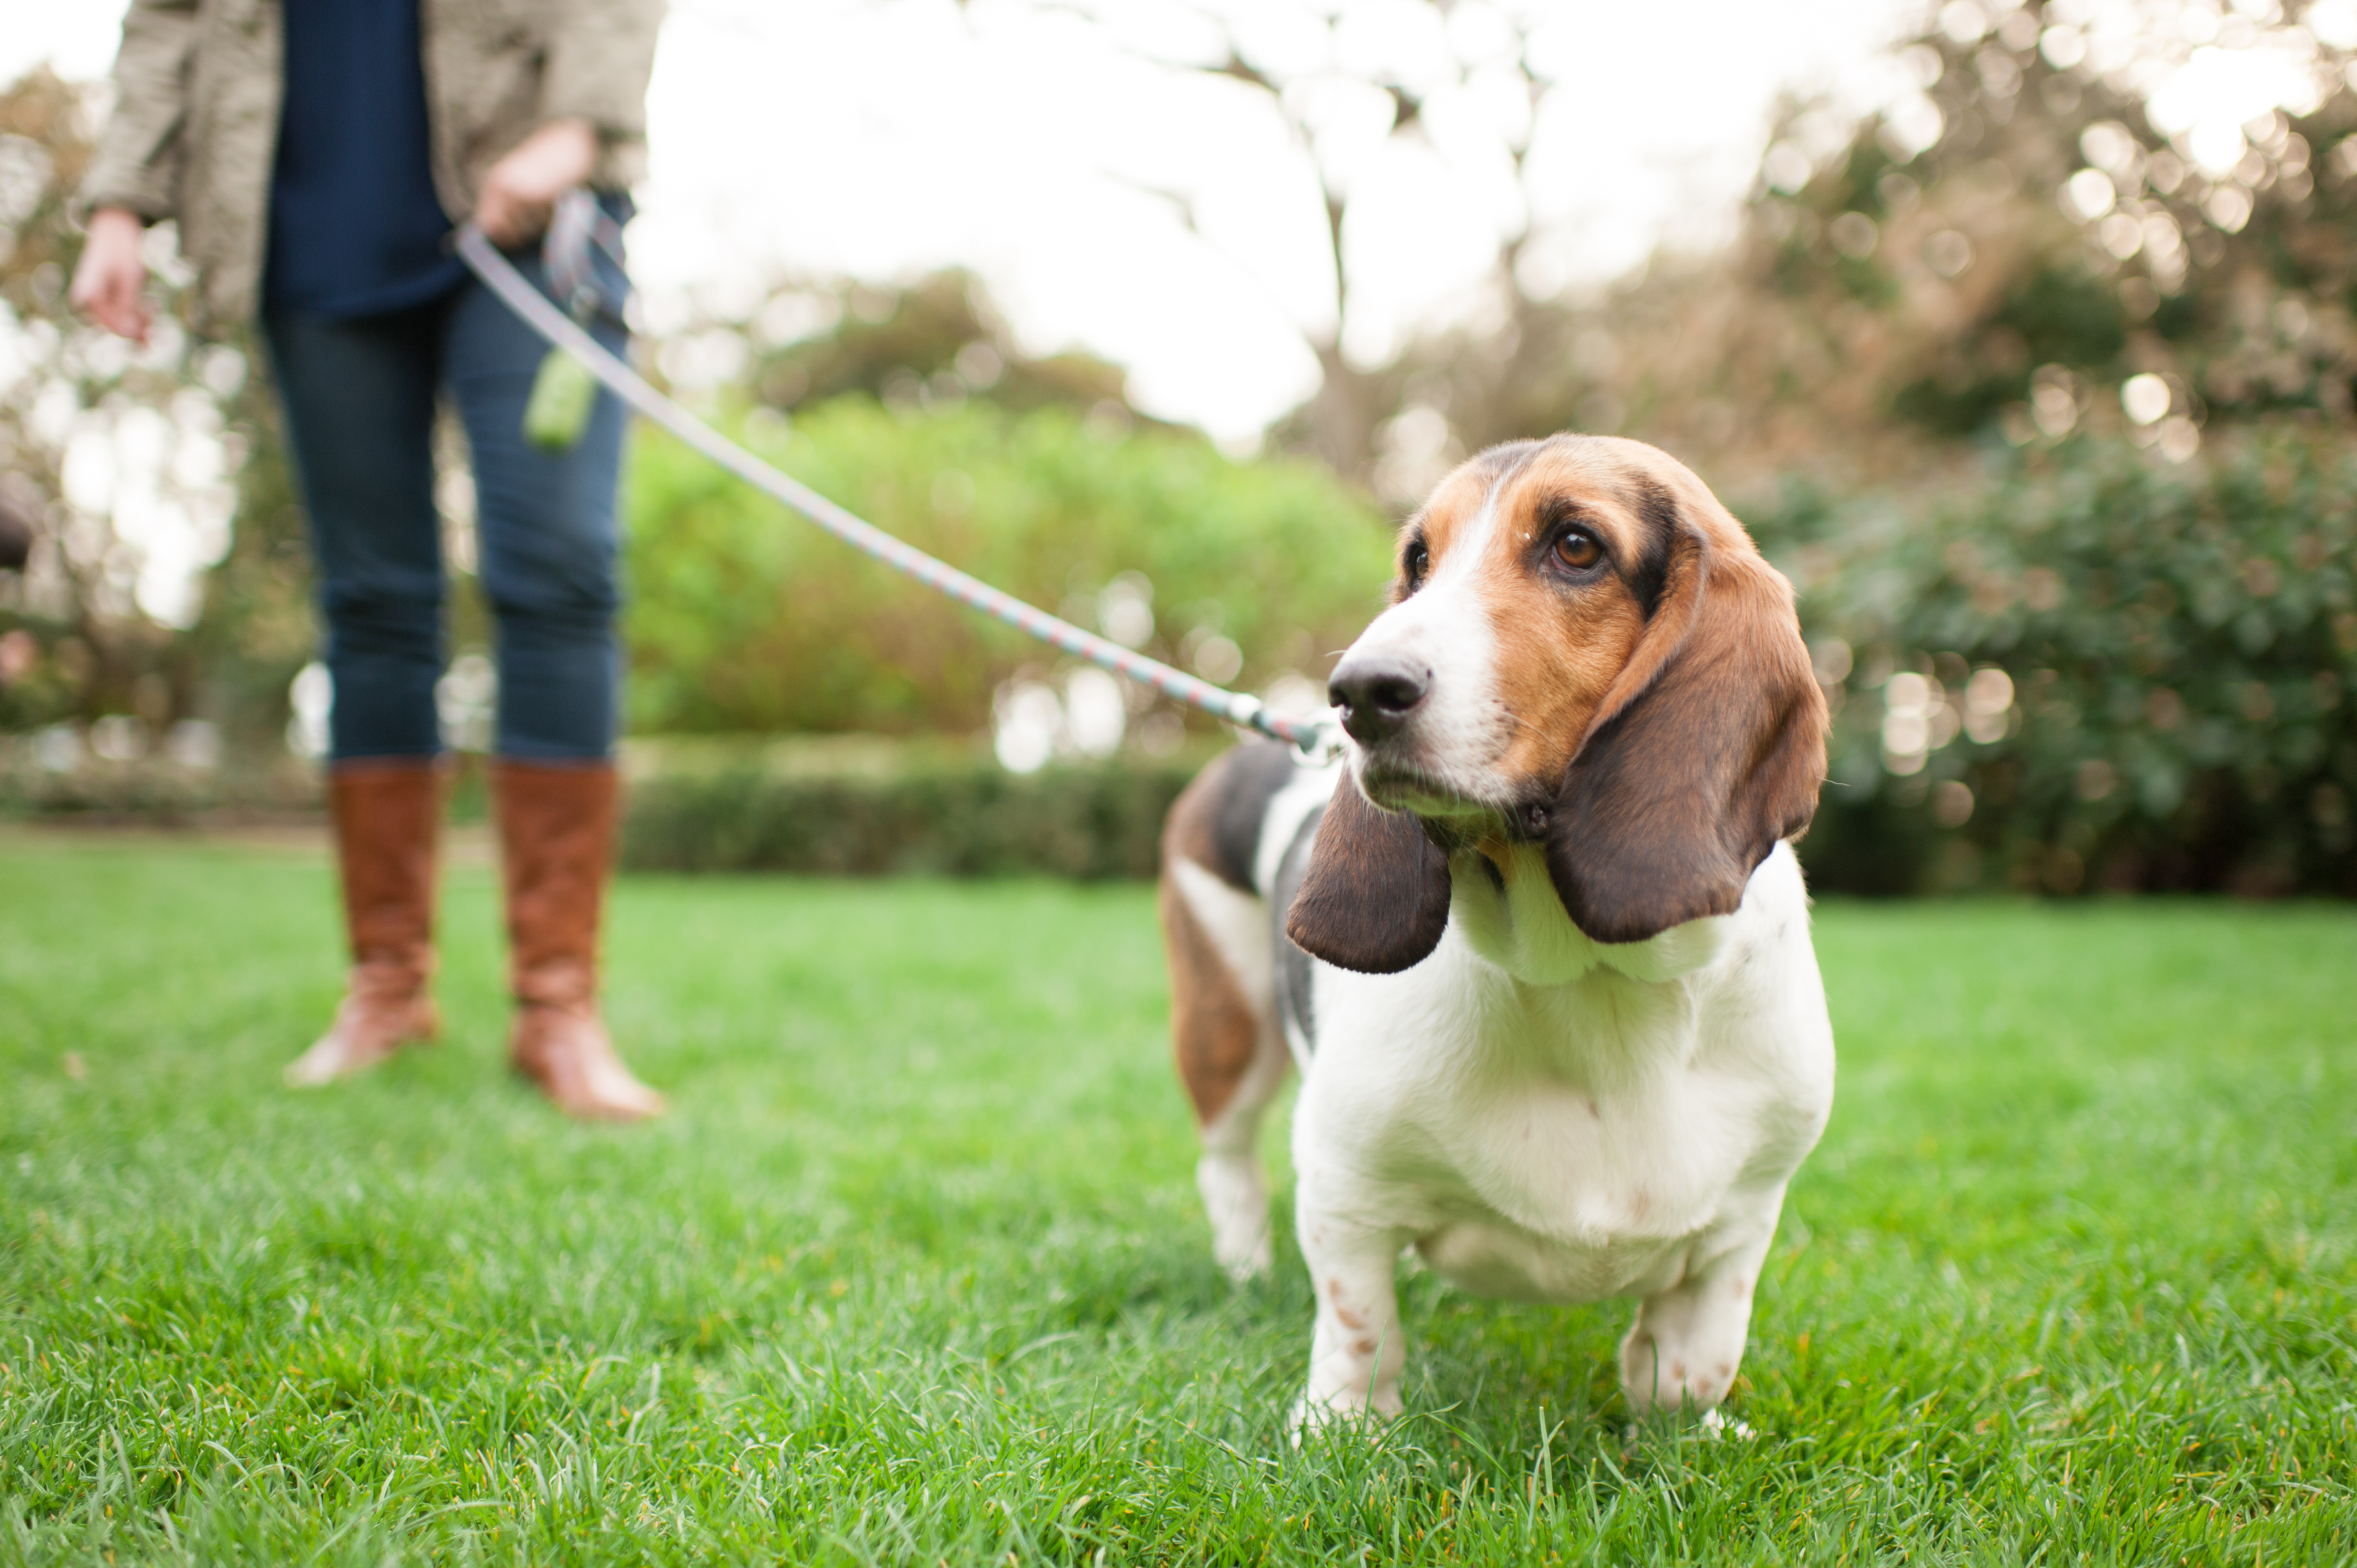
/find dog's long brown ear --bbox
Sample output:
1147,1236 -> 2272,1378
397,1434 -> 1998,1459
1285,772 -> 1453,974
1544,493 -> 1826,945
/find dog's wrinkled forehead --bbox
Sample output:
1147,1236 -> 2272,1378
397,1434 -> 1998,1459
1408,436 -> 1695,598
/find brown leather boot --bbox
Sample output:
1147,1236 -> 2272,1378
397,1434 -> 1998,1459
285,759 -> 443,1086
495,758 -> 665,1121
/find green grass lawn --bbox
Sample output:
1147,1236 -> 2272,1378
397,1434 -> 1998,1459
2,835 -> 2354,1564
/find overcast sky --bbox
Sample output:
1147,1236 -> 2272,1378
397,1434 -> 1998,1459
13,0 -> 1920,440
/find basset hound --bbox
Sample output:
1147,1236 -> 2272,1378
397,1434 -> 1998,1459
1157,434 -> 1834,1430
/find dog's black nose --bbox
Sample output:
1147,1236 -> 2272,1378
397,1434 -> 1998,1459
1329,655 -> 1430,745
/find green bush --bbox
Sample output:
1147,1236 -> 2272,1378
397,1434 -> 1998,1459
1767,427 -> 2357,896
0,746 -> 320,824
617,736 -> 1220,879
623,398 -> 1393,737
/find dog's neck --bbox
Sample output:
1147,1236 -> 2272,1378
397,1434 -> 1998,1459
1449,842 -> 1732,991
1442,842 -> 1734,1088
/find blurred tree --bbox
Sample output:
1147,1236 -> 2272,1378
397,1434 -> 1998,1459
0,68 -> 305,752
1041,0 -> 1551,489
1391,0 -> 2357,497
729,269 -> 1159,427
1,68 -> 203,740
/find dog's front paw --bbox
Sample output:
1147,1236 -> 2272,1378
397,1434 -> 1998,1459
1618,1325 -> 1740,1416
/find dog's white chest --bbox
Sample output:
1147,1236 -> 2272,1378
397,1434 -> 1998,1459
1300,898 -> 1818,1307
1412,1055 -> 1756,1303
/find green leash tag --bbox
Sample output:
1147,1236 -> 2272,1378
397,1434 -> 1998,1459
524,348 -> 599,453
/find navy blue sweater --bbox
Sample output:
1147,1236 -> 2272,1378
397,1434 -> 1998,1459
264,0 -> 466,317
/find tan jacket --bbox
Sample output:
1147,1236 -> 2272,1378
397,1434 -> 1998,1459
82,0 -> 663,327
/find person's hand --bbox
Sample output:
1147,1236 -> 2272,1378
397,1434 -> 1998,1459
69,207 -> 152,344
474,117 -> 598,248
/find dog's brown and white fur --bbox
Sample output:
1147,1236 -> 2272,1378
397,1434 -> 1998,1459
1157,435 -> 1834,1428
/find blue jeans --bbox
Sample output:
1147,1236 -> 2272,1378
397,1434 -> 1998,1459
263,235 -> 630,763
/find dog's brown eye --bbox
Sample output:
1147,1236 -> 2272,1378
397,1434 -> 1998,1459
1403,540 -> 1430,586
1553,531 -> 1602,571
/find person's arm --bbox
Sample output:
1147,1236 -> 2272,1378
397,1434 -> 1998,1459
72,0 -> 200,343
81,0 -> 198,220
472,1 -> 663,247
537,0 -> 665,185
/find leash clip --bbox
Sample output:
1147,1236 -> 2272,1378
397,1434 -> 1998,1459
544,188 -> 605,322
1293,715 -> 1347,765
1229,692 -> 1346,764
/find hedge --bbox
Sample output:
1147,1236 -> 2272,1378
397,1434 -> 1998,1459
1759,426 -> 2357,897
12,429 -> 2350,901
616,737 -> 1212,879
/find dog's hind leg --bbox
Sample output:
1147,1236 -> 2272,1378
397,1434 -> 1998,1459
1160,859 -> 1290,1281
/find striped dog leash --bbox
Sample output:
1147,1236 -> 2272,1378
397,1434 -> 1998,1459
455,216 -> 1342,759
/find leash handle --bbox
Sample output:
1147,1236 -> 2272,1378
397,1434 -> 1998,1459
457,220 -> 1343,759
